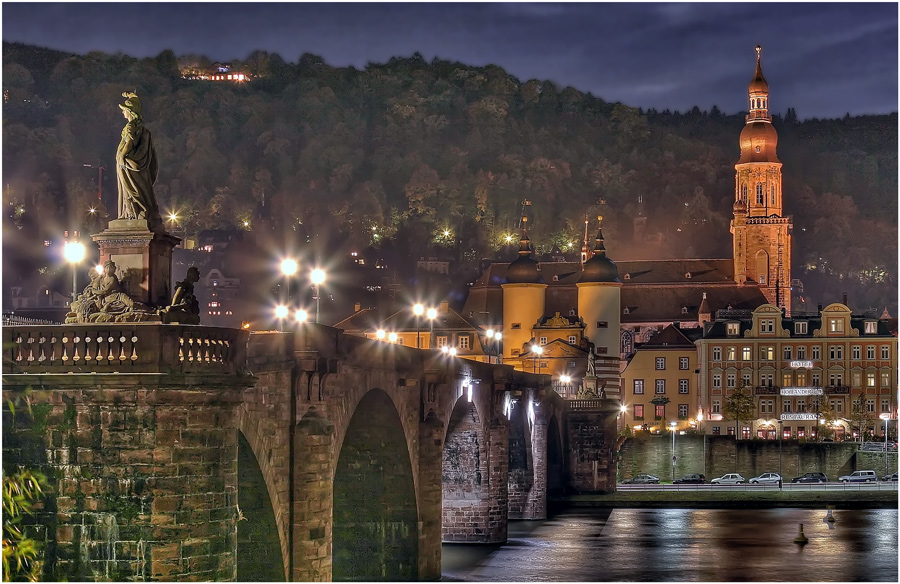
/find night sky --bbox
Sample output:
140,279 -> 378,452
2,2 -> 897,119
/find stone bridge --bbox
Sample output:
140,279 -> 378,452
2,323 -> 620,581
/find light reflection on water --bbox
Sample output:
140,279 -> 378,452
441,508 -> 898,582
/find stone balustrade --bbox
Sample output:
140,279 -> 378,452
3,323 -> 247,375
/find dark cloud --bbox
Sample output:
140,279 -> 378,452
2,2 -> 896,119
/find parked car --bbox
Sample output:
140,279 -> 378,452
838,470 -> 878,483
710,473 -> 746,484
881,471 -> 897,482
791,472 -> 828,484
673,473 -> 706,484
749,472 -> 782,484
622,473 -> 660,484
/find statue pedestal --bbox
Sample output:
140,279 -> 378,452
92,219 -> 181,307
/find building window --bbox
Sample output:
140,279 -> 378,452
882,399 -> 891,414
655,357 -> 666,370
829,345 -> 843,360
797,399 -> 806,413
742,347 -> 752,361
866,346 -> 875,360
712,426 -> 721,436
783,401 -> 792,413
797,346 -> 806,359
828,318 -> 844,333
866,399 -> 875,414
881,346 -> 890,360
634,380 -> 644,395
437,336 -> 448,348
712,400 -> 721,414
760,319 -> 774,333
756,183 -> 764,205
727,347 -> 736,361
829,373 -> 843,387
459,336 -> 470,350
761,347 -> 775,361
783,346 -> 792,360
727,323 -> 740,336
867,372 -> 876,387
712,374 -> 722,389
783,373 -> 792,387
865,321 -> 877,334
512,323 -> 521,329
852,346 -> 861,360
830,400 -> 842,414
795,322 -> 808,335
655,379 -> 666,394
679,379 -> 689,394
655,405 -> 666,419
760,373 -> 774,386
713,347 -> 722,361
568,335 -> 577,345
797,371 -> 807,387
743,372 -> 752,387
678,404 -> 688,418
634,404 -> 644,419
726,373 -> 736,388
539,336 -> 547,345
812,346 -> 821,360
679,357 -> 689,370
881,372 -> 890,388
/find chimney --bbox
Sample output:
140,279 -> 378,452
842,292 -> 848,307
354,302 -> 361,312
817,304 -> 823,312
440,300 -> 449,314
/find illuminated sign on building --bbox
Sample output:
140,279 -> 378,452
779,413 -> 818,421
789,360 -> 814,369
780,387 -> 824,396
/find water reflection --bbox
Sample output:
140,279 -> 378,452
441,508 -> 898,582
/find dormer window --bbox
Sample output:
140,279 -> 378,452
726,322 -> 740,336
681,306 -> 689,315
864,321 -> 877,334
552,275 -> 559,282
623,307 -> 630,315
685,272 -> 692,279
624,273 -> 631,280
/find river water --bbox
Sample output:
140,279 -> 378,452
441,508 -> 898,582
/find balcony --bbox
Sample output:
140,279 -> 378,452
825,385 -> 851,395
754,385 -> 780,395
3,323 -> 247,376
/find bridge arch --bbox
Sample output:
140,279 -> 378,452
333,388 -> 419,581
441,394 -> 493,542
236,432 -> 285,581
547,414 -> 565,497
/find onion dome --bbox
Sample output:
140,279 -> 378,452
579,227 -> 620,283
748,45 -> 768,93
505,231 -> 544,284
738,122 -> 779,163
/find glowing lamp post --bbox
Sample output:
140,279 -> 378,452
880,413 -> 891,478
670,421 -> 678,482
560,374 -> 572,398
310,268 -> 326,324
274,304 -> 288,331
532,344 -> 543,374
427,307 -> 438,349
388,332 -> 398,344
413,303 -> 424,348
280,258 -> 298,304
63,241 -> 86,303
295,309 -> 308,324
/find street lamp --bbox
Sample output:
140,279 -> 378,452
532,344 -> 543,374
310,268 -> 326,324
376,329 -> 386,341
413,303 -> 424,348
880,413 -> 891,478
274,304 -> 288,331
280,258 -> 298,304
388,332 -> 398,344
778,418 -> 784,489
295,309 -> 308,324
427,307 -> 437,349
63,241 -> 86,303
670,421 -> 678,482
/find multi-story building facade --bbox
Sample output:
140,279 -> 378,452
697,303 -> 897,440
621,324 -> 701,433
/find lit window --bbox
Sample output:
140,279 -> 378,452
633,380 -> 644,395
437,336 -> 448,348
568,336 -> 577,345
880,372 -> 890,388
727,323 -> 740,336
742,347 -> 751,361
760,347 -> 774,361
828,318 -> 844,333
864,321 -> 877,334
634,405 -> 644,419
458,336 -> 470,350
727,347 -> 736,361
866,372 -> 876,387
655,405 -> 665,418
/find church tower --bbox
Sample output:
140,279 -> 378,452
501,217 -> 547,362
731,46 -> 792,315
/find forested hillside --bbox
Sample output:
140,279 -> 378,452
3,43 -> 896,312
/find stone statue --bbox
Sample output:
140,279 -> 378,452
161,267 -> 201,324
586,349 -> 596,377
116,92 -> 160,226
65,259 -> 159,323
